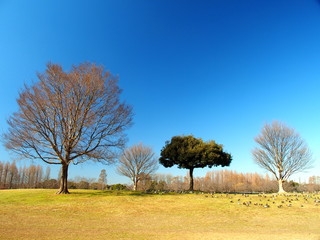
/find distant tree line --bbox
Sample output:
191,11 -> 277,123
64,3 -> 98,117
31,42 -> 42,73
0,161 -> 49,189
0,161 -> 124,190
129,170 -> 320,193
1,160 -> 319,193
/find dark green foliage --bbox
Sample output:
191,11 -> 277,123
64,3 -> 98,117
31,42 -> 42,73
160,135 -> 232,169
110,184 -> 128,191
159,135 -> 232,191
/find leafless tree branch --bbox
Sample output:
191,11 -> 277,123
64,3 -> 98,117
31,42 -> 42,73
3,62 -> 133,193
117,143 -> 158,190
252,121 -> 312,193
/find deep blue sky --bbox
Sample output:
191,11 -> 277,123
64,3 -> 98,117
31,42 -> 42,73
1,0 -> 320,184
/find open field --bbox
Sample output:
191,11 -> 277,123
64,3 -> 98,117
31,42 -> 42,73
0,189 -> 319,240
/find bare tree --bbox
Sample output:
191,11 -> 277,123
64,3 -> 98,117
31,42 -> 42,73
26,165 -> 38,188
98,169 -> 107,190
117,143 -> 158,191
44,166 -> 51,181
2,162 -> 10,188
3,62 -> 133,194
252,121 -> 312,193
19,166 -> 27,188
8,162 -> 19,189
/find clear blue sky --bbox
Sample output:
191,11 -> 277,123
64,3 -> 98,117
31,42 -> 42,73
1,0 -> 320,184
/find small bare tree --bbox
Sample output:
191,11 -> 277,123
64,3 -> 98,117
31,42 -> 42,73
252,121 -> 312,193
3,62 -> 133,194
117,143 -> 158,191
98,169 -> 107,190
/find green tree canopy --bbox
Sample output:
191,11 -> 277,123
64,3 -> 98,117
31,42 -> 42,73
159,135 -> 232,191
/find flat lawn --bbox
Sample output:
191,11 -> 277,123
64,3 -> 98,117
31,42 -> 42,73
0,189 -> 319,240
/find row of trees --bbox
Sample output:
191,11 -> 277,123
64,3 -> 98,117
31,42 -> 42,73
0,161 -> 109,190
1,160 -> 319,193
117,122 -> 313,194
0,161 -> 49,189
131,171 -> 277,192
1,62 -> 315,194
127,171 -> 320,193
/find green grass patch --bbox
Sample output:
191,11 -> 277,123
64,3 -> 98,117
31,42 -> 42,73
0,189 -> 319,240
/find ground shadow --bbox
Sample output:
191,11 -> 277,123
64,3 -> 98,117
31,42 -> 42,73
68,190 -> 157,197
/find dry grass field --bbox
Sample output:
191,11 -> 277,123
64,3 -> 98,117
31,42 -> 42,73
0,189 -> 319,240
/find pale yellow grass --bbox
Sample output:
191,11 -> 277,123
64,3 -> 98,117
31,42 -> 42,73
0,189 -> 319,240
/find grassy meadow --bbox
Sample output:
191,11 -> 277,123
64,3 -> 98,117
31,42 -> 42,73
0,189 -> 319,240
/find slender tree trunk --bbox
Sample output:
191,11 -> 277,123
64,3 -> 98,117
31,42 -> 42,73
9,174 -> 14,189
133,178 -> 138,191
56,163 -> 70,194
278,179 -> 286,194
189,168 -> 194,192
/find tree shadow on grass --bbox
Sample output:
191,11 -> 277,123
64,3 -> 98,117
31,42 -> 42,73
68,190 -> 154,197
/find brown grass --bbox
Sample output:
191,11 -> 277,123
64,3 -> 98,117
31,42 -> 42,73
0,189 -> 319,240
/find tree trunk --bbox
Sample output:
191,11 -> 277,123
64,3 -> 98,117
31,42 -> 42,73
9,175 -> 13,189
189,168 -> 194,192
278,179 -> 286,194
133,179 -> 138,191
56,163 -> 70,194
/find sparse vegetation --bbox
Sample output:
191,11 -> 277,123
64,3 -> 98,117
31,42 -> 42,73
0,189 -> 319,240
